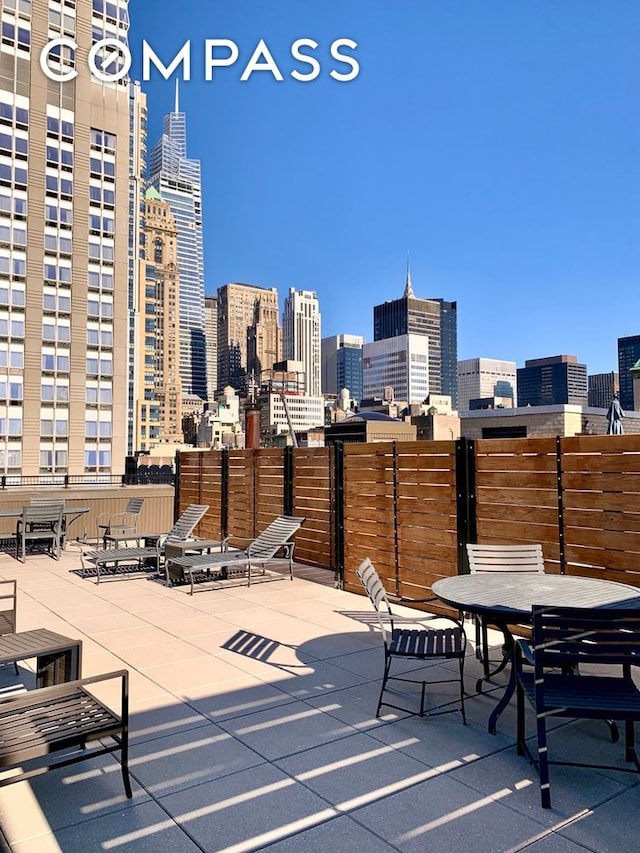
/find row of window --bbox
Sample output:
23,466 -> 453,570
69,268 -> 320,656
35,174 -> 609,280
1,21 -> 30,52
46,116 -> 73,142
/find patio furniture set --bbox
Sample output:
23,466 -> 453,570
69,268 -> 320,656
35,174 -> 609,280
0,579 -> 131,799
356,547 -> 640,809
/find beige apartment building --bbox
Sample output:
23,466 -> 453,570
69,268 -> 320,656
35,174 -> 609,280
135,186 -> 183,451
0,0 -> 132,477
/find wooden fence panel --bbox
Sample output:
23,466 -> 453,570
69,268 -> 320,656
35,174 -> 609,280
292,447 -> 333,569
475,437 -> 560,571
227,450 -> 255,540
194,451 -> 223,540
396,441 -> 458,598
343,443 -> 396,594
255,449 -> 285,532
560,434 -> 640,584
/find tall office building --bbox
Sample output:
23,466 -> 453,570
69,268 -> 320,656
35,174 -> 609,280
321,334 -> 364,402
127,81 -> 147,455
618,335 -> 640,412
362,335 -> 429,403
0,0 -> 132,477
517,355 -> 587,407
134,187 -> 183,451
149,85 -> 206,401
457,358 -> 517,411
283,288 -> 321,397
373,265 -> 457,405
204,296 -> 218,402
217,283 -> 280,392
588,372 -> 618,409
247,296 -> 281,385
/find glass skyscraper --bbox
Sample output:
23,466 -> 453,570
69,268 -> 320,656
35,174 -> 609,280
149,87 -> 206,401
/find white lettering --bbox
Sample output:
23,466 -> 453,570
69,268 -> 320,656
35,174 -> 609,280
88,38 -> 132,83
205,39 -> 239,81
40,37 -> 78,82
143,40 -> 191,81
329,39 -> 360,82
291,39 -> 320,82
240,39 -> 284,82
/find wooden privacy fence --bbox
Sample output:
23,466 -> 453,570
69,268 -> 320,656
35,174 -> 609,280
176,433 -> 640,594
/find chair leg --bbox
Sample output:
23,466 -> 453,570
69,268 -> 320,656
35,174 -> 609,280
376,653 -> 392,717
458,656 -> 467,725
537,713 -> 551,809
516,679 -> 525,755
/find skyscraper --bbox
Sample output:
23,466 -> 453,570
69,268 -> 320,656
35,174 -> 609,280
517,355 -> 587,407
457,358 -> 517,411
588,372 -> 618,409
149,84 -> 206,401
283,289 -> 321,397
362,335 -> 429,403
618,335 -> 640,412
217,283 -> 280,392
135,187 -> 183,451
2,0 -> 132,477
373,264 -> 458,405
204,296 -> 218,401
321,334 -> 364,402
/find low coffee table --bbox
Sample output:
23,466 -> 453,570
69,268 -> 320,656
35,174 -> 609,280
0,629 -> 82,687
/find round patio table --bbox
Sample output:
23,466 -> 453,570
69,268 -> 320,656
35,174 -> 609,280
432,573 -> 640,733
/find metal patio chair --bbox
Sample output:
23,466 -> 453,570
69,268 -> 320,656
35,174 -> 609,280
96,497 -> 145,547
16,503 -> 64,562
515,604 -> 640,808
356,558 -> 467,722
467,543 -> 544,688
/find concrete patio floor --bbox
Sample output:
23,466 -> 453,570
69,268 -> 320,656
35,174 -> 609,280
0,546 -> 637,853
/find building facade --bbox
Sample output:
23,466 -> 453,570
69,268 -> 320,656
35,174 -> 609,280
517,355 -> 588,407
217,282 -> 280,393
362,334 -> 429,404
373,270 -> 457,405
283,288 -> 321,397
457,357 -> 517,411
134,186 -> 183,451
320,334 -> 363,402
618,335 -> 640,412
587,371 -> 618,409
1,0 -> 133,477
149,87 -> 206,401
204,295 -> 217,402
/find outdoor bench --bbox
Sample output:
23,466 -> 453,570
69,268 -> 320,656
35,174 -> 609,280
0,670 -> 132,797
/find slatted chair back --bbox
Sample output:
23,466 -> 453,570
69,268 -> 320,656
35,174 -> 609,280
124,497 -> 144,516
467,543 -> 544,574
17,504 -> 64,561
531,605 -> 640,673
165,504 -> 209,544
356,558 -> 394,640
246,516 -> 306,561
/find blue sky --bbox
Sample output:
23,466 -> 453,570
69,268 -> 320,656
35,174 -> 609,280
130,1 -> 639,374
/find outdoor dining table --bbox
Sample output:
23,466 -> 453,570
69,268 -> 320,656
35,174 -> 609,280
0,506 -> 90,546
431,572 -> 640,734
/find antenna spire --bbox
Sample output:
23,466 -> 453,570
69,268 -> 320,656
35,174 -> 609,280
404,250 -> 414,298
174,78 -> 180,114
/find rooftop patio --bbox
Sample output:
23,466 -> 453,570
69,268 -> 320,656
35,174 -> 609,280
0,546 -> 636,853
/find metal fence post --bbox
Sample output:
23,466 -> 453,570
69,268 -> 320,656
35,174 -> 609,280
455,437 -> 477,575
221,448 -> 229,540
333,441 -> 345,588
283,446 -> 294,517
174,452 -> 181,521
556,435 -> 566,574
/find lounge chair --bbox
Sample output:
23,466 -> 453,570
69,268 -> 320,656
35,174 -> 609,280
166,515 -> 306,593
80,504 -> 210,583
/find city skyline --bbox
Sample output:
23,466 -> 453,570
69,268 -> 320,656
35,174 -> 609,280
131,0 -> 640,377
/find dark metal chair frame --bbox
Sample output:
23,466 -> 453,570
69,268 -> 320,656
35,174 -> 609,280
515,604 -> 640,808
96,497 -> 145,547
356,558 -> 467,722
